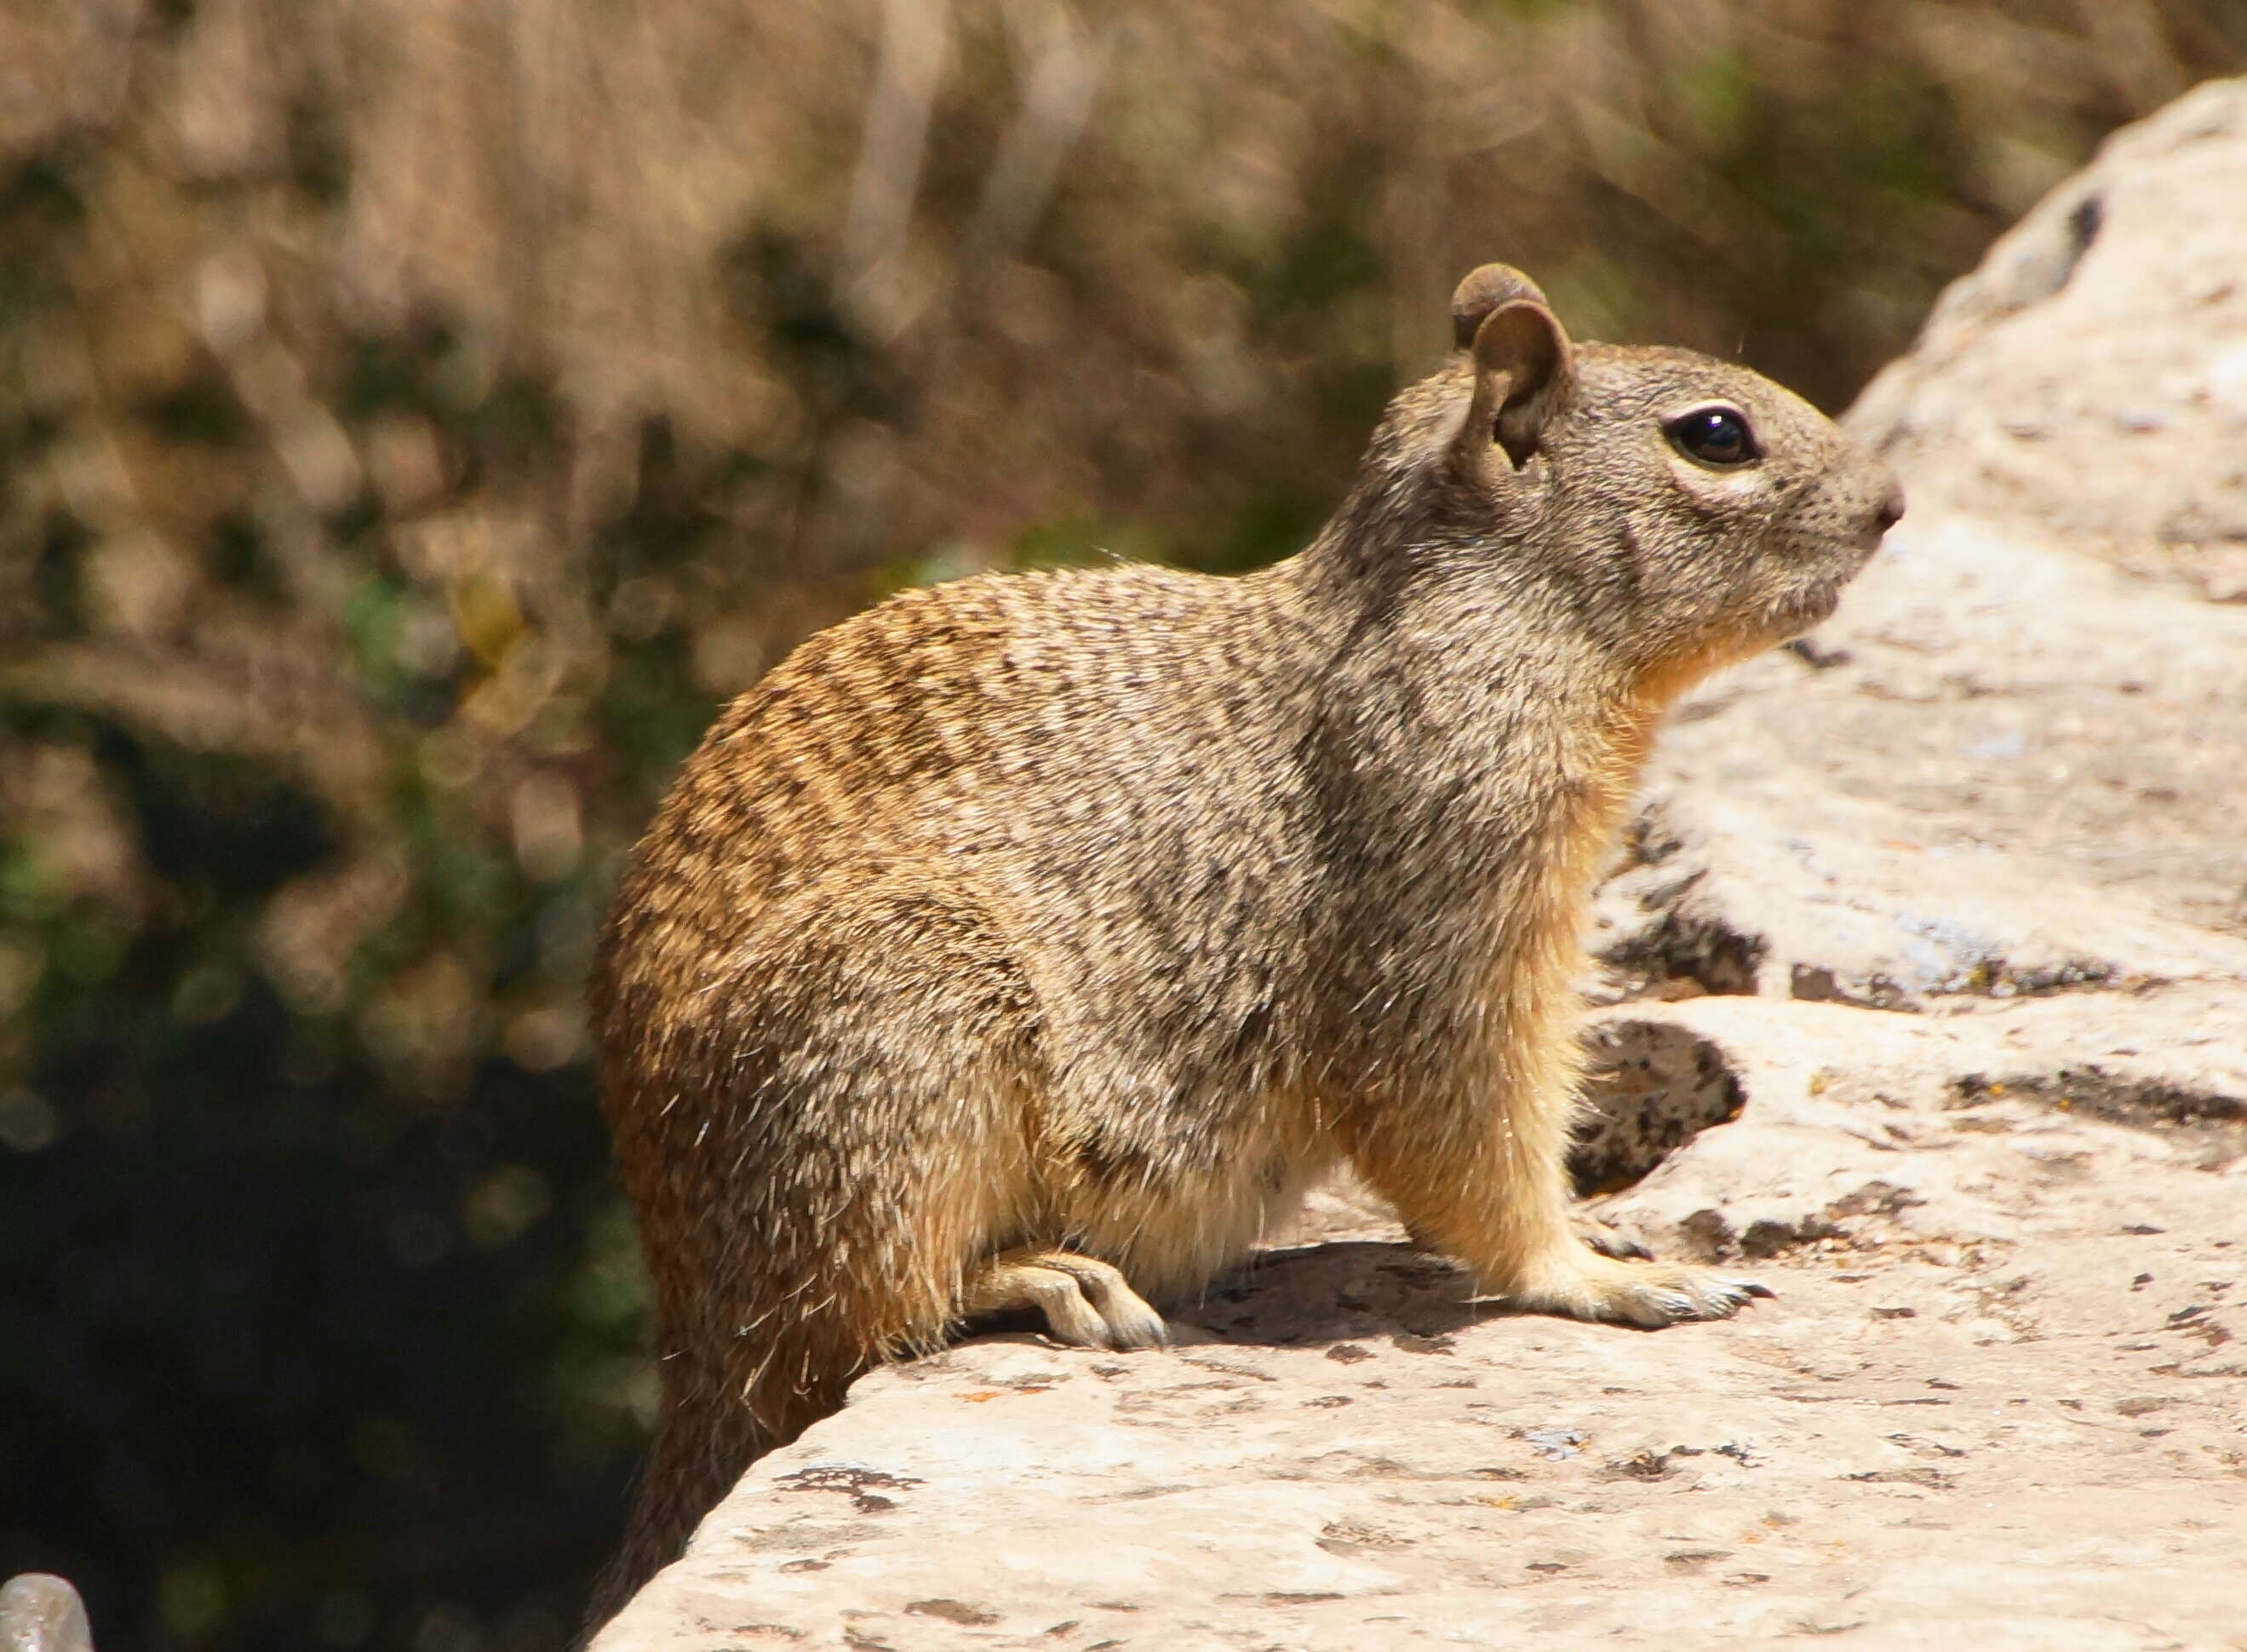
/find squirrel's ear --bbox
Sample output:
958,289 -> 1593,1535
1450,264 -> 1551,349
1458,296 -> 1575,471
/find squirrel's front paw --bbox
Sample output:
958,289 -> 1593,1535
1507,1252 -> 1772,1329
1573,1214 -> 1652,1261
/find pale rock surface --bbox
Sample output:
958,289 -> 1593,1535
1849,76 -> 2247,590
595,80 -> 2247,1652
0,1575 -> 94,1652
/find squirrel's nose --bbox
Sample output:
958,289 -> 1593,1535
1872,482 -> 1906,535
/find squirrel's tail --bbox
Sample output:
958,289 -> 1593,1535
577,1322 -> 866,1643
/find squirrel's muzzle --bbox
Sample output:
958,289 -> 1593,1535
1873,481 -> 1907,536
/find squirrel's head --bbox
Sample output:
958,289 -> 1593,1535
1362,264 -> 1904,692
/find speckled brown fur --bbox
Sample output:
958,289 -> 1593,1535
583,266 -> 1902,1626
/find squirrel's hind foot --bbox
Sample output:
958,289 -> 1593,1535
963,1249 -> 1171,1350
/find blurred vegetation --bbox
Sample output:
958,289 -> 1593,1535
0,1 -> 2240,1648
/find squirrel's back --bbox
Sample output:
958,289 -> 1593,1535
608,562 -> 1316,921
596,558 -> 1333,1140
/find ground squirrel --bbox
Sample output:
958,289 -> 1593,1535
585,263 -> 1903,1622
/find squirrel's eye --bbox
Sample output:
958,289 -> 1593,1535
1667,406 -> 1759,468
